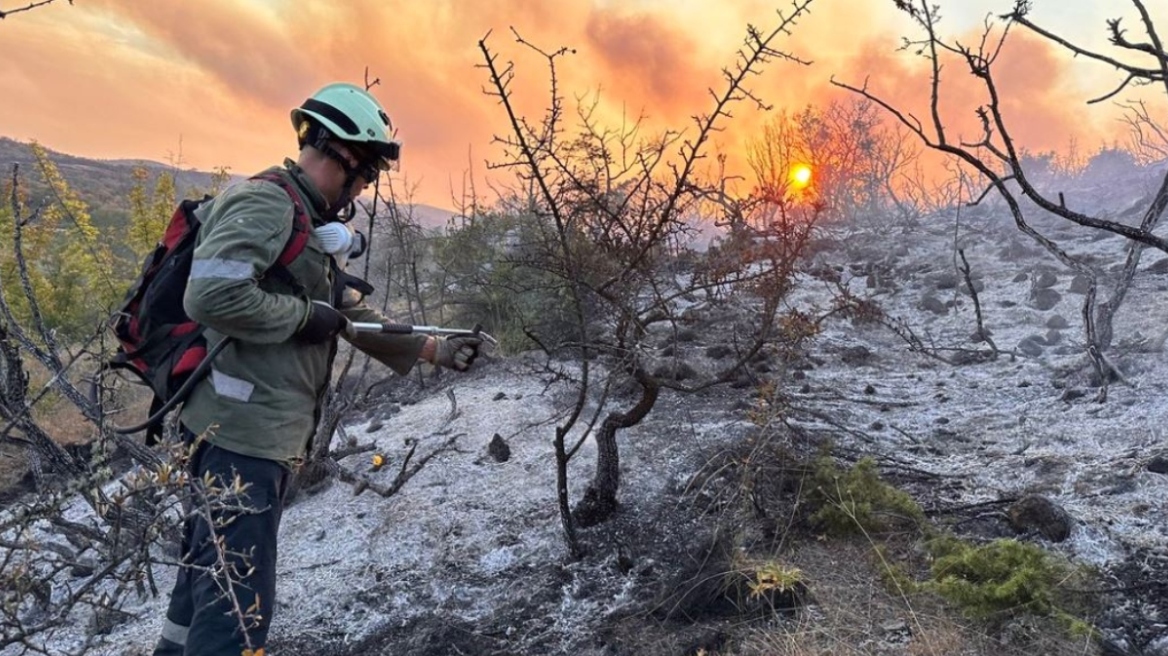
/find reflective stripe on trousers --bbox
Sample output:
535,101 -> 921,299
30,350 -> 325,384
150,618 -> 189,655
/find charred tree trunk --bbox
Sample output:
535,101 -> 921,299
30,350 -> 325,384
1096,175 -> 1168,354
554,426 -> 582,558
0,323 -> 85,484
573,371 -> 659,527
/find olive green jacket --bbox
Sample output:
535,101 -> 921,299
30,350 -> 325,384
180,160 -> 426,464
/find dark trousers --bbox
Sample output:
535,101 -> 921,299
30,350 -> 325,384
153,434 -> 290,656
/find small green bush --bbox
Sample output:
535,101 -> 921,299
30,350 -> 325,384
792,455 -> 1097,639
808,456 -> 925,536
926,535 -> 1092,633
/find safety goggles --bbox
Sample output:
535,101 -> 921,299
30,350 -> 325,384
348,142 -> 398,179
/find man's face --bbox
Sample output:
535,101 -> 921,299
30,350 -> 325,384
333,142 -> 378,194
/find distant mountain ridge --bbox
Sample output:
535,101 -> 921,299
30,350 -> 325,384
0,136 -> 456,230
0,137 -> 230,226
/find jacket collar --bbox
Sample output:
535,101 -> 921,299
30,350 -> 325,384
281,158 -> 330,222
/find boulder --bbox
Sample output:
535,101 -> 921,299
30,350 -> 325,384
487,433 -> 511,463
840,346 -> 874,366
1017,335 -> 1046,357
1068,274 -> 1092,294
1008,494 -> 1073,542
960,279 -> 986,295
919,294 -> 948,316
933,272 -> 959,290
1030,288 -> 1061,311
1034,271 -> 1059,289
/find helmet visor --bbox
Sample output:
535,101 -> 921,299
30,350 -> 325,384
372,140 -> 401,172
348,140 -> 401,175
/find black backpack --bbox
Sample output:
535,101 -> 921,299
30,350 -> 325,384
106,172 -> 311,444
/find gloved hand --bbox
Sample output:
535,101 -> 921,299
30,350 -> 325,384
295,300 -> 354,343
433,335 -> 482,371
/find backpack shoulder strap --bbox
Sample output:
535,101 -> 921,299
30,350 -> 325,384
248,171 -> 314,295
249,171 -> 312,266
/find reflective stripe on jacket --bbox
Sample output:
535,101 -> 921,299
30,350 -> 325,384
180,160 -> 426,464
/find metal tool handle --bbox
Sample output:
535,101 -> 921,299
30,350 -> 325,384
350,322 -> 496,345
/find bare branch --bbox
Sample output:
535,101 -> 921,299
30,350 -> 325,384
0,0 -> 71,20
835,0 -> 1168,393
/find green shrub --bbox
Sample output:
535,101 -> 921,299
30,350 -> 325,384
926,535 -> 1093,634
808,456 -> 925,536
432,209 -> 594,354
793,454 -> 1096,638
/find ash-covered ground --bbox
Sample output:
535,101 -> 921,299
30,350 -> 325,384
9,165 -> 1168,656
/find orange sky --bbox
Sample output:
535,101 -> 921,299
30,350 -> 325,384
0,0 -> 1157,207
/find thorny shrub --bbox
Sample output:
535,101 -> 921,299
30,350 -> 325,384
0,437 -> 272,652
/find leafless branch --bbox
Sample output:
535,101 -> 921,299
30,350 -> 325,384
835,0 -> 1168,393
0,0 -> 71,20
474,2 -> 823,553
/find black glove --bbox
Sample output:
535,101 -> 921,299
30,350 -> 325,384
434,335 -> 482,371
295,300 -> 353,343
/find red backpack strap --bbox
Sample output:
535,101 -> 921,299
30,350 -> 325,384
249,171 -> 312,266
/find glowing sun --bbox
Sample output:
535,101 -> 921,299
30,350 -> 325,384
790,164 -> 813,188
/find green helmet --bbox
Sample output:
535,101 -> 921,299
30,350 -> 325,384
291,83 -> 401,171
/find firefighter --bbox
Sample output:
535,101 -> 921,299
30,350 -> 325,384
152,82 -> 480,656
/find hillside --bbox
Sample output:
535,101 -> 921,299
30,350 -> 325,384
0,137 -> 225,228
3,160 -> 1168,655
0,137 -> 456,231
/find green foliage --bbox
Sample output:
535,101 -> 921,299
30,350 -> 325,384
0,141 -> 234,339
150,170 -> 177,231
926,535 -> 1093,632
432,210 -> 580,353
779,451 -> 1097,639
126,164 -> 231,262
190,165 -> 232,198
0,143 -> 122,337
719,550 -> 808,614
808,456 -> 925,536
125,166 -> 158,259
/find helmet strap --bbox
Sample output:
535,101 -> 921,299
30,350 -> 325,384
324,178 -> 359,222
304,124 -> 362,221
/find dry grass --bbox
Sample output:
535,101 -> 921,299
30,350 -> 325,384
0,441 -> 30,495
734,539 -> 986,655
729,538 -> 1098,656
674,433 -> 1102,656
0,358 -> 155,496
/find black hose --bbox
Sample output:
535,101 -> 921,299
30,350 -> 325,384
110,337 -> 232,434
